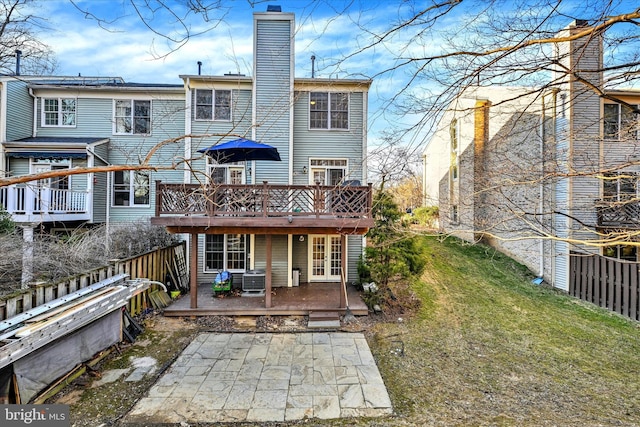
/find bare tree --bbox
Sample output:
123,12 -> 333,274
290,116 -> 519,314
0,0 -> 57,75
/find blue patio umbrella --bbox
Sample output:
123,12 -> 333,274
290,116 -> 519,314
197,138 -> 281,163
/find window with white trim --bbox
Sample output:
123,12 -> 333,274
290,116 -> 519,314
112,170 -> 150,206
206,159 -> 245,184
42,98 -> 76,127
194,89 -> 231,121
204,234 -> 246,271
309,92 -> 349,129
604,103 -> 639,140
114,100 -> 151,134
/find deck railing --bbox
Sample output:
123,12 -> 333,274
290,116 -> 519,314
0,184 -> 90,222
596,199 -> 640,228
155,181 -> 373,218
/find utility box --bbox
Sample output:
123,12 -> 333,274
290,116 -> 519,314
292,268 -> 301,287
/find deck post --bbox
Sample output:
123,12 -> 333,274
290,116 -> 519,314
340,234 -> 347,309
265,234 -> 272,308
190,233 -> 198,309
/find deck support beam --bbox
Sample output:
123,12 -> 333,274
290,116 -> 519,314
340,234 -> 347,309
190,233 -> 198,309
265,234 -> 272,308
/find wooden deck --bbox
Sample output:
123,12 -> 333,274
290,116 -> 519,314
163,282 -> 369,317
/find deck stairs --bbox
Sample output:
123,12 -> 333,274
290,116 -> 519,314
307,311 -> 341,329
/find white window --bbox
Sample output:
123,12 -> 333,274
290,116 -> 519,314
195,89 -> 231,121
309,92 -> 349,129
204,234 -> 246,272
309,159 -> 348,186
114,100 -> 151,134
604,103 -> 639,140
112,170 -> 150,206
42,98 -> 76,127
206,159 -> 245,184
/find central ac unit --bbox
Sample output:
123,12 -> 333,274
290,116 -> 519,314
242,270 -> 266,295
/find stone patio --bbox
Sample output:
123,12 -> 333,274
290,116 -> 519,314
123,332 -> 393,424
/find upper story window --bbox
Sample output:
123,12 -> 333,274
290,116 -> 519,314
42,98 -> 76,127
604,103 -> 639,141
450,118 -> 459,181
195,89 -> 231,121
309,92 -> 349,130
114,100 -> 151,134
112,170 -> 150,207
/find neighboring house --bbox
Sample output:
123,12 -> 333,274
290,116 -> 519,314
0,77 -> 185,229
0,7 -> 373,312
423,20 -> 640,292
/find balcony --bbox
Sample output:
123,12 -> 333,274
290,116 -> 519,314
596,199 -> 640,228
0,185 -> 91,223
151,181 -> 374,235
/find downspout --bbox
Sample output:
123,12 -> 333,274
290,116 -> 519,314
28,87 -> 37,137
0,82 -> 6,176
539,96 -> 545,278
184,77 -> 192,184
183,77 -> 193,278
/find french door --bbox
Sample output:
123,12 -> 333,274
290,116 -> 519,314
309,235 -> 342,281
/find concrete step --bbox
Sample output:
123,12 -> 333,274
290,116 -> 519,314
308,311 -> 340,321
307,319 -> 341,329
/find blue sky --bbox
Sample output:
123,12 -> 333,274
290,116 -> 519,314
32,0 -> 640,169
39,0 -> 419,151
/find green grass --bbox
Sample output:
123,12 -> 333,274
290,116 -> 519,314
367,235 -> 640,427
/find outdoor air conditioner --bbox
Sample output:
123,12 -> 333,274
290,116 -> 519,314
242,270 -> 266,294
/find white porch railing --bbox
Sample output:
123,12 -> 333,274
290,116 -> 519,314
0,185 -> 91,223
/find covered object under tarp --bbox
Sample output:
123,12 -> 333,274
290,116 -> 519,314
0,274 -> 151,403
13,310 -> 121,403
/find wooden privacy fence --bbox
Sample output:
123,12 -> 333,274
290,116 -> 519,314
0,241 -> 187,321
569,252 -> 640,321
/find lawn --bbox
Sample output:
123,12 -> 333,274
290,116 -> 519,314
365,236 -> 640,427
57,235 -> 640,427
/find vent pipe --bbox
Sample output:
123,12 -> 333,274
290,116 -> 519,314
197,61 -> 202,75
15,50 -> 22,76
311,55 -> 315,78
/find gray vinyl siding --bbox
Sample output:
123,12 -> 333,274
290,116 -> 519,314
108,98 -> 185,223
553,115 -> 570,290
189,89 -> 253,181
69,158 -> 87,192
6,81 -> 33,141
291,235 -> 308,283
36,98 -> 112,137
254,235 -> 288,287
7,157 -> 30,176
292,91 -> 365,185
347,235 -> 364,283
92,143 -> 109,223
254,18 -> 292,184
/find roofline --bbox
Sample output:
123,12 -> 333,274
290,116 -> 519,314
3,138 -> 110,150
180,74 -> 253,82
28,84 -> 183,93
295,78 -> 372,88
182,75 -> 372,87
